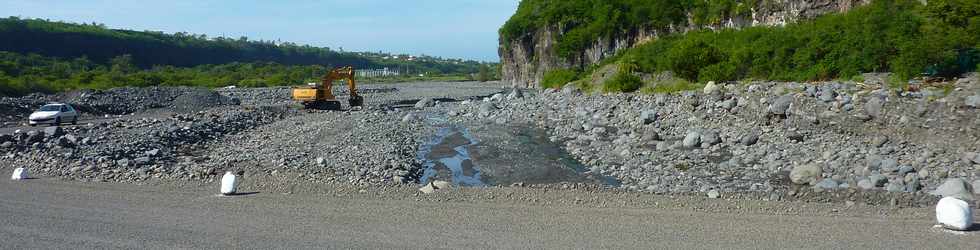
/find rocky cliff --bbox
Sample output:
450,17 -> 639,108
499,0 -> 869,88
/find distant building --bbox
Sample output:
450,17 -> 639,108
356,68 -> 401,78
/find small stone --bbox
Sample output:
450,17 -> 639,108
898,165 -> 915,176
740,131 -> 760,146
880,158 -> 899,173
886,182 -> 904,193
43,126 -> 64,138
682,131 -> 701,148
700,131 -> 721,146
864,97 -> 884,118
506,88 -> 523,99
401,113 -> 418,123
906,175 -> 921,192
814,179 -> 839,191
857,179 -> 874,190
703,81 -> 720,95
789,164 -> 822,185
707,189 -> 720,199
640,110 -> 658,125
134,157 -> 151,165
414,98 -> 435,108
818,87 -> 836,102
432,180 -> 451,190
869,174 -> 888,187
419,182 -> 436,194
786,131 -> 804,142
965,95 -> 980,108
316,157 -> 326,166
478,102 -> 497,117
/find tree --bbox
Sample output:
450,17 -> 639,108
478,64 -> 491,82
110,54 -> 136,73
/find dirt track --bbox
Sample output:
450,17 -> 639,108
1,178 -> 976,249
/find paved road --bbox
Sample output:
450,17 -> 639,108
0,178 -> 976,249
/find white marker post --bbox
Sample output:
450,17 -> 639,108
220,171 -> 238,195
11,167 -> 27,180
936,197 -> 974,231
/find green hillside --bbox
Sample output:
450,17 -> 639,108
0,17 -> 500,96
503,0 -> 979,91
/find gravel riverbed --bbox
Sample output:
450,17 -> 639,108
1,78 -> 979,207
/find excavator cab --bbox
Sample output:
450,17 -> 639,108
292,66 -> 363,110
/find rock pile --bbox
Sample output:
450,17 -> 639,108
447,74 -> 980,203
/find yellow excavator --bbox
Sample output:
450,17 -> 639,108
291,66 -> 364,110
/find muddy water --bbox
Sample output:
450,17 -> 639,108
417,127 -> 486,186
418,121 -> 619,187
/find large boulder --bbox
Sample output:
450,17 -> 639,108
768,95 -> 794,116
789,164 -> 822,185
931,178 -> 975,201
864,96 -> 884,118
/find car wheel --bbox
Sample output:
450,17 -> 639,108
30,124 -> 36,127
54,117 -> 61,126
72,117 -> 78,125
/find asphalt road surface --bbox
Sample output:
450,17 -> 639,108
0,178 -> 976,249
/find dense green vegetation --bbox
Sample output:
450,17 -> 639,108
519,0 -> 978,91
0,17 -> 498,96
0,17 -> 483,73
626,0 -> 978,84
541,69 -> 580,89
500,0 -> 758,59
0,51 -> 496,96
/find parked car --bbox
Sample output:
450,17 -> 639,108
29,103 -> 79,126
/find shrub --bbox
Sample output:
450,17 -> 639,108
602,71 -> 643,92
541,69 -> 580,89
649,78 -> 702,94
621,0 -> 976,84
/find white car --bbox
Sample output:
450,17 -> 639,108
29,103 -> 79,126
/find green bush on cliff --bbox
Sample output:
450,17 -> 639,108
505,0 -> 978,92
628,0 -> 977,84
602,71 -> 643,92
541,68 -> 580,89
499,0 -> 756,59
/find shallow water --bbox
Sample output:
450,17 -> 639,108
417,120 -> 619,187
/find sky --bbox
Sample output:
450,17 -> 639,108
0,0 -> 520,62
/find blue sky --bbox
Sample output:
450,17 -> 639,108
1,0 -> 519,62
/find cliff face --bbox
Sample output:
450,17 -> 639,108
499,0 -> 869,88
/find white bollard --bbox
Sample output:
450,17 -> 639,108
936,197 -> 974,231
220,171 -> 238,195
11,167 -> 27,180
